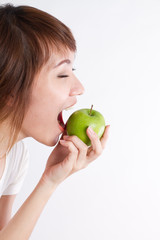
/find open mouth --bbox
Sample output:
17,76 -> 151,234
57,111 -> 66,130
57,101 -> 77,131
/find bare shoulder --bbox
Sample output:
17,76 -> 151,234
0,194 -> 17,230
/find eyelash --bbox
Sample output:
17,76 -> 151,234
58,68 -> 76,78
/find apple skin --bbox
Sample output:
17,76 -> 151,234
66,108 -> 106,146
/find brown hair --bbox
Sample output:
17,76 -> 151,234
0,4 -> 76,152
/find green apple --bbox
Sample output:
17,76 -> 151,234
66,105 -> 106,146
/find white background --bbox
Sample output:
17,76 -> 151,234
1,0 -> 160,239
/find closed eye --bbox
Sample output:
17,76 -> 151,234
58,68 -> 76,78
58,75 -> 69,78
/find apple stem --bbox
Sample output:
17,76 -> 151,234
89,104 -> 93,116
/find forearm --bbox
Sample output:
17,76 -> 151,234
0,179 -> 57,240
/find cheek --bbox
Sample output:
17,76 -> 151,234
25,97 -> 57,125
21,101 -> 59,143
21,79 -> 68,137
22,89 -> 65,132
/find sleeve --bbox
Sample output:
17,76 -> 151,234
2,141 -> 30,196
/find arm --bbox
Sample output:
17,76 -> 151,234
0,195 -> 17,230
0,179 -> 57,240
0,125 -> 110,240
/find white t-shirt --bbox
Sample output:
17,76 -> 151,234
0,140 -> 29,197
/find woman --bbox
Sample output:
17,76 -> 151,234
0,4 -> 110,239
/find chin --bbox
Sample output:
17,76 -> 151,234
35,134 -> 60,147
47,136 -> 60,147
51,137 -> 60,146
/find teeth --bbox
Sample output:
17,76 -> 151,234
64,106 -> 74,111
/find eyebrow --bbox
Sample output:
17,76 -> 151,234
54,59 -> 71,68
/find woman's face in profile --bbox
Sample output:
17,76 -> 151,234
20,50 -> 85,146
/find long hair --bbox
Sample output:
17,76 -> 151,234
0,4 -> 76,152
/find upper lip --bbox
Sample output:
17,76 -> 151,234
57,100 -> 77,128
64,100 -> 77,110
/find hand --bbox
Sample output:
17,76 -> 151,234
41,125 -> 110,187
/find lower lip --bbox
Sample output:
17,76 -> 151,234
58,122 -> 65,132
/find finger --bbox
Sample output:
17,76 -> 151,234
60,139 -> 78,156
63,135 -> 88,151
59,140 -> 78,172
100,125 -> 110,149
86,127 -> 102,159
63,135 -> 88,169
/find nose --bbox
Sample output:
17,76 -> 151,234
70,77 -> 85,96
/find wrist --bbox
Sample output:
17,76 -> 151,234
37,174 -> 58,199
